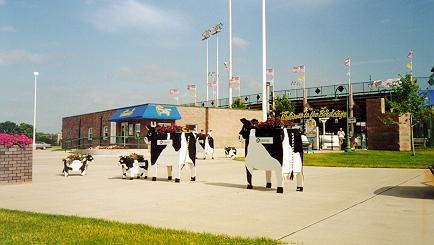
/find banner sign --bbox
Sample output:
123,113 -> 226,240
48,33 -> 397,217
157,140 -> 173,145
281,108 -> 346,120
256,137 -> 273,144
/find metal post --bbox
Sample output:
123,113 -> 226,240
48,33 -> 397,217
261,0 -> 267,121
216,34 -> 219,107
228,0 -> 233,108
206,39 -> 209,101
345,90 -> 352,152
32,72 -> 38,150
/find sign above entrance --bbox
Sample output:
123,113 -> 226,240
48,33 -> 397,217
281,108 -> 346,121
108,104 -> 181,122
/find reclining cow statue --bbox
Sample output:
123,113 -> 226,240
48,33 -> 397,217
145,125 -> 197,182
118,155 -> 148,180
239,118 -> 304,193
195,131 -> 214,159
62,154 -> 94,177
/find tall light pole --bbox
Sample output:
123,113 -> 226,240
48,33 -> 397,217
202,30 -> 211,101
209,22 -> 223,107
32,72 -> 39,150
261,0 -> 267,121
228,0 -> 233,108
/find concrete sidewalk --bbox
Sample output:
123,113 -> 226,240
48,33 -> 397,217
0,150 -> 433,244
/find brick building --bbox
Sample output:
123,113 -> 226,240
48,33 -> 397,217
62,104 -> 262,149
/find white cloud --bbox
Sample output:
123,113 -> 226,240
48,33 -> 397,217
0,25 -> 16,32
233,36 -> 249,49
87,0 -> 182,32
0,49 -> 50,65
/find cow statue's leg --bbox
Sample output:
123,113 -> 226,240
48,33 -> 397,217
265,170 -> 272,188
296,172 -> 304,192
245,166 -> 253,189
167,165 -> 173,180
150,163 -> 158,181
173,163 -> 181,183
121,166 -> 127,179
189,163 -> 196,181
272,165 -> 284,193
62,160 -> 72,177
79,162 -> 87,176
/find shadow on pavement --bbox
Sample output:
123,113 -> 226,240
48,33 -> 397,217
374,186 -> 434,199
203,182 -> 275,192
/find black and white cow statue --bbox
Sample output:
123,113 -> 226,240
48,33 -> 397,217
195,131 -> 214,159
118,156 -> 148,180
224,147 -> 237,158
239,118 -> 304,193
62,154 -> 95,177
145,125 -> 197,182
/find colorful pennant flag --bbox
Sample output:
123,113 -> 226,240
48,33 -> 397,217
407,50 -> 414,59
292,65 -> 305,73
192,92 -> 197,97
187,84 -> 196,91
298,75 -> 305,81
406,63 -> 412,69
169,89 -> 179,95
229,76 -> 240,84
208,81 -> 217,88
266,69 -> 274,77
344,57 -> 351,67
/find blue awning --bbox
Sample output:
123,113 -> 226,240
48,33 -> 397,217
108,104 -> 181,122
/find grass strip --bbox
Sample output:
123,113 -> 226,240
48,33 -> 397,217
0,209 -> 279,244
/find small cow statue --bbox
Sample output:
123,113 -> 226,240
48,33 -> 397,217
224,147 -> 237,158
145,125 -> 197,182
118,156 -> 148,180
62,154 -> 94,177
239,118 -> 304,193
195,130 -> 214,159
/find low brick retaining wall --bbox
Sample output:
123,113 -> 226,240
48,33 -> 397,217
0,145 -> 32,184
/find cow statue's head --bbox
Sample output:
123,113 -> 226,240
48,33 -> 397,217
83,154 -> 94,163
145,124 -> 158,143
239,118 -> 256,140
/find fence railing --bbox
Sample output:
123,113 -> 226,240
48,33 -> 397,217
62,136 -> 148,150
189,77 -> 430,108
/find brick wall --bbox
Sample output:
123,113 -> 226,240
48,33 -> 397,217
0,145 -> 32,184
366,98 -> 411,151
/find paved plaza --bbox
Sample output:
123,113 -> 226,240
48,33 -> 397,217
0,150 -> 433,244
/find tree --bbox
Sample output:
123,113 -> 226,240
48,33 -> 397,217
382,74 -> 431,155
0,121 -> 19,134
18,123 -> 33,137
274,95 -> 295,118
231,97 -> 246,109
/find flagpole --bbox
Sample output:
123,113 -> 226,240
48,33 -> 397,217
261,0 -> 267,121
206,39 -> 209,102
348,61 -> 354,138
303,65 -> 307,110
228,0 -> 233,108
410,57 -> 413,81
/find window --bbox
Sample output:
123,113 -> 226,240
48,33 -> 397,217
135,123 -> 141,137
103,126 -> 108,140
88,128 -> 93,141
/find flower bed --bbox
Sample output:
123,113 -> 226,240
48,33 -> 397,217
0,134 -> 32,184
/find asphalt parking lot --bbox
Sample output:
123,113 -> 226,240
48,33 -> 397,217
0,150 -> 433,244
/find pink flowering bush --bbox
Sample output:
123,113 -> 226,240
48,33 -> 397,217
256,117 -> 295,129
0,133 -> 32,148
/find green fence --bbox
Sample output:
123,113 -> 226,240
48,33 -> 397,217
62,136 -> 148,150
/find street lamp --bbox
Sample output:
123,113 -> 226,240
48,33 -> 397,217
335,85 -> 352,152
32,72 -> 39,151
261,0 -> 267,121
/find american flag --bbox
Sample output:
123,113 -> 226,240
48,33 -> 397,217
266,69 -> 274,77
229,76 -> 240,84
169,89 -> 179,95
187,84 -> 196,91
292,65 -> 305,73
344,57 -> 351,67
407,49 -> 413,59
208,81 -> 217,88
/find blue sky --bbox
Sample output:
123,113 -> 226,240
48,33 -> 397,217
0,0 -> 433,133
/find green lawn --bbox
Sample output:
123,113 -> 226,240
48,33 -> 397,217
233,148 -> 433,169
0,209 -> 278,244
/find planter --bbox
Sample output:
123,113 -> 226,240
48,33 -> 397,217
0,144 -> 32,184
